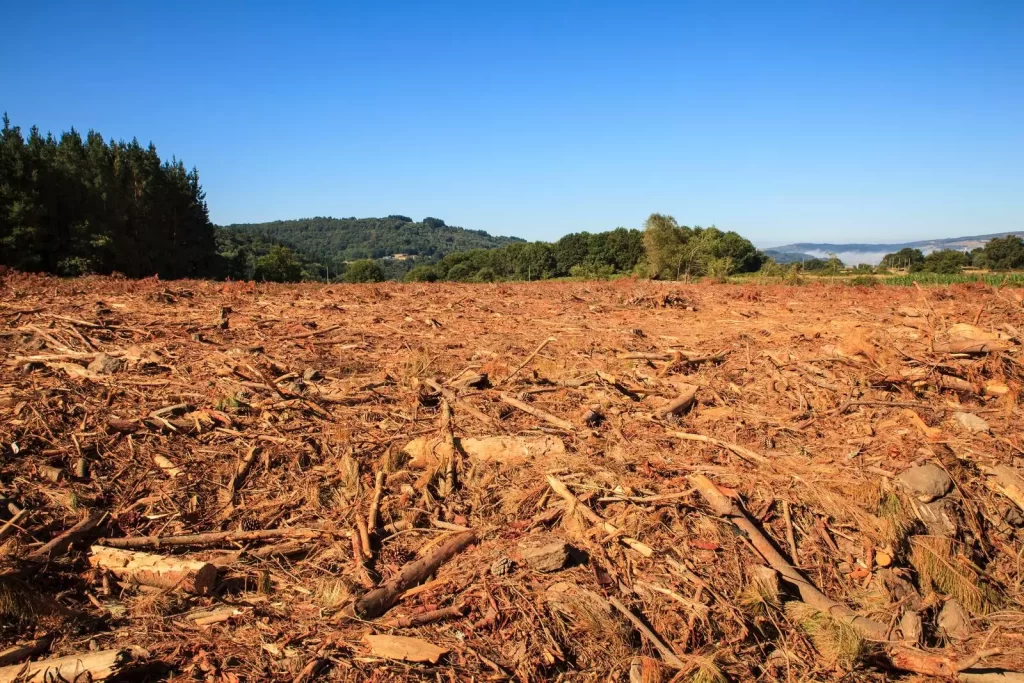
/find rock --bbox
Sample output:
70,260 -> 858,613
954,412 -> 989,434
489,556 -> 514,576
302,367 -> 321,382
898,464 -> 952,502
87,353 -> 125,375
938,599 -> 971,640
900,610 -> 923,645
517,534 -> 571,572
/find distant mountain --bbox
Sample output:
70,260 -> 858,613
220,216 -> 523,264
769,231 -> 1024,265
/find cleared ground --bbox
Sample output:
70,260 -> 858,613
1,273 -> 1023,681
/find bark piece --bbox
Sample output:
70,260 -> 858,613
363,635 -> 448,664
517,534 -> 570,572
89,545 -> 217,594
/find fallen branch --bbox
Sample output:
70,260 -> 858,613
98,527 -> 322,549
608,595 -> 685,669
27,511 -> 107,561
546,475 -> 654,557
652,384 -> 698,419
497,336 -> 556,386
500,393 -> 575,432
345,530 -> 478,620
669,433 -> 769,465
379,603 -> 468,628
0,634 -> 53,667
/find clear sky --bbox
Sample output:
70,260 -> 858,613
2,1 -> 1021,246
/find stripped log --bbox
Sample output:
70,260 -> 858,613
345,530 -> 477,620
0,634 -> 53,667
933,340 -> 1015,354
89,546 -> 217,594
0,648 -> 131,683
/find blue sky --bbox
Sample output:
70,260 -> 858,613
2,1 -> 1021,246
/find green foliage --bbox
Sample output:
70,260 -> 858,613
978,235 -> 1024,271
641,213 -> 762,280
253,245 -> 303,282
221,216 -> 521,263
880,247 -> 925,271
344,259 -> 385,283
801,257 -> 828,271
569,261 -> 616,280
0,113 -> 216,277
922,249 -> 967,274
403,265 -> 438,282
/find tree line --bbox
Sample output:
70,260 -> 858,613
0,114 -> 217,278
0,116 -> 767,284
879,236 -> 1024,274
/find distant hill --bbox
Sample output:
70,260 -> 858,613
762,248 -> 817,264
770,231 -> 1024,265
220,216 -> 523,264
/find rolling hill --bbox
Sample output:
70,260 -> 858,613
769,230 -> 1024,265
220,216 -> 523,264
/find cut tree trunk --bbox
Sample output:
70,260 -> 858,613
0,648 -> 131,683
89,545 -> 217,594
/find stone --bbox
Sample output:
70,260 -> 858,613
900,610 -> 923,645
517,534 -> 571,573
954,412 -> 989,433
87,353 -> 126,375
898,464 -> 953,502
938,599 -> 971,640
302,367 -> 321,382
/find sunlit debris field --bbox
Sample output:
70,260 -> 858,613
2,272 -> 1024,682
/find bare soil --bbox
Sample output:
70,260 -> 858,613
1,273 -> 1023,681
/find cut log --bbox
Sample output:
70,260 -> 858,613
345,530 -> 477,620
933,340 -> 1015,354
0,648 -> 130,683
89,545 -> 217,594
0,634 -> 53,667
403,434 -> 565,469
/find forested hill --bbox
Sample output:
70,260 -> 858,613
220,216 -> 523,263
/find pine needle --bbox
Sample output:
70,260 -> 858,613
909,536 -> 999,615
686,652 -> 728,683
739,571 -> 780,617
785,602 -> 864,669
